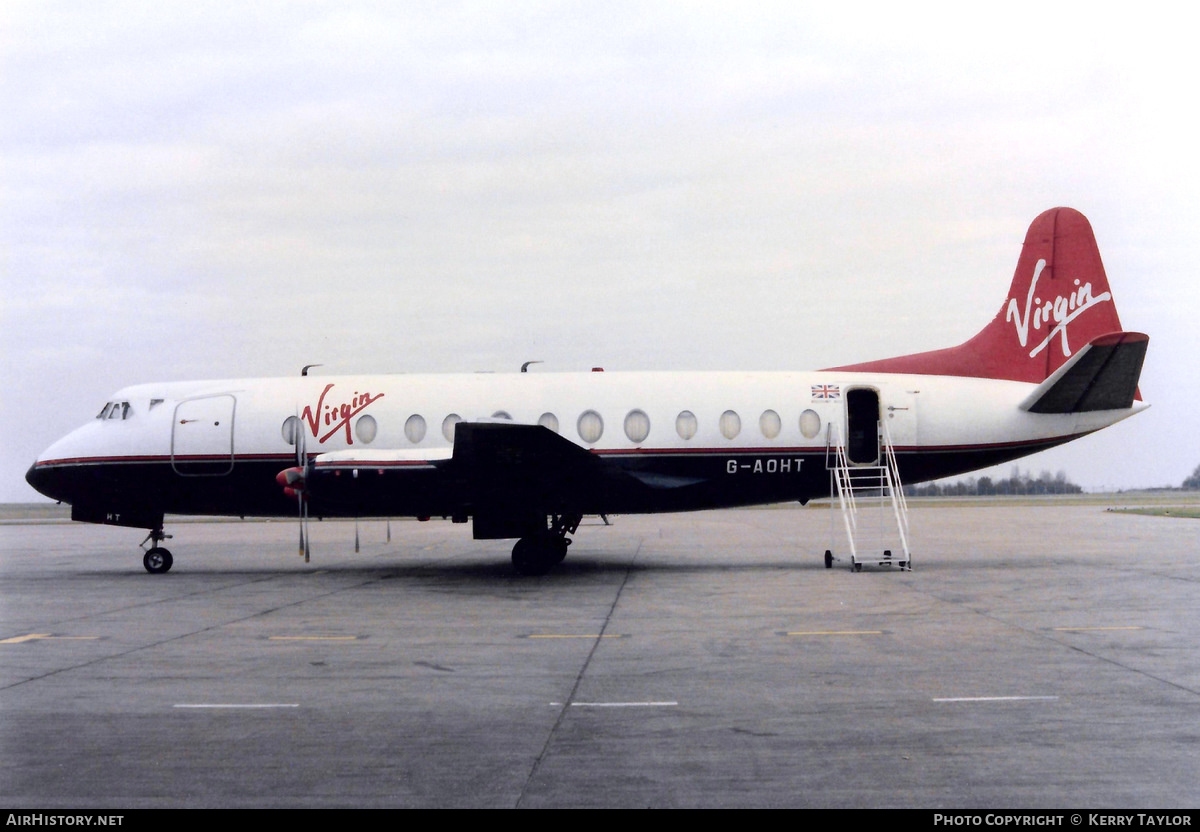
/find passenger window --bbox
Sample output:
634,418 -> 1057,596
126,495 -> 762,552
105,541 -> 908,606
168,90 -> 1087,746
442,414 -> 462,442
675,411 -> 697,440
799,409 -> 821,439
759,410 -> 781,439
719,410 -> 741,440
356,414 -> 378,444
538,412 -> 560,433
404,414 -> 427,443
577,410 -> 604,443
624,410 -> 650,443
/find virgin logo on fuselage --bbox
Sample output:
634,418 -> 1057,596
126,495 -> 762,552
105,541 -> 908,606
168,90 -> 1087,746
302,384 -> 384,444
1006,259 -> 1111,358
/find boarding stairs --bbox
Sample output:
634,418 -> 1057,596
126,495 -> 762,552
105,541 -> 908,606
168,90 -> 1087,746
824,420 -> 911,571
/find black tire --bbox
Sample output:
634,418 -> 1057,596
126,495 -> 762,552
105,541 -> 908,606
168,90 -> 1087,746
550,537 -> 570,565
144,547 -> 173,574
511,537 -> 554,576
824,550 -> 833,569
853,562 -> 862,573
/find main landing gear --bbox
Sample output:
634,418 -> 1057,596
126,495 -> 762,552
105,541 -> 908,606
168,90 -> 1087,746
140,528 -> 174,574
511,513 -> 581,576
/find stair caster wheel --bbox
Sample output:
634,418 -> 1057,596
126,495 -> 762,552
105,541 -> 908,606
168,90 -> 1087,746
824,550 -> 833,569
853,562 -> 862,573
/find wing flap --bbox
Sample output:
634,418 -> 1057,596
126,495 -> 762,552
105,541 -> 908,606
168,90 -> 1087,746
313,448 -> 454,471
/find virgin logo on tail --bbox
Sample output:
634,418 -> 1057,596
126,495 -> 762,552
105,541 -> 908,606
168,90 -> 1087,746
1006,259 -> 1112,359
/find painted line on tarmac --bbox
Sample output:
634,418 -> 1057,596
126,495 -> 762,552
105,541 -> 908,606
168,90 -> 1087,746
785,630 -> 885,636
0,634 -> 100,644
933,696 -> 1059,703
1053,626 -> 1144,632
526,634 -> 626,639
551,701 -> 678,707
268,636 -> 360,641
173,703 -> 301,709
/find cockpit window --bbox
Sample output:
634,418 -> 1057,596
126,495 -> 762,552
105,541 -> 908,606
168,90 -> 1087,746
96,401 -> 132,420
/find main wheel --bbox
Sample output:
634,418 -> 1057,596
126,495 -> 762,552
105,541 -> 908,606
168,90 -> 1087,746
512,537 -> 555,576
144,547 -> 173,574
550,537 -> 570,565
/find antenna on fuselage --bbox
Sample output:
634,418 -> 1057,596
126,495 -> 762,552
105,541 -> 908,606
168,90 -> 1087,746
301,364 -> 323,377
521,361 -> 543,373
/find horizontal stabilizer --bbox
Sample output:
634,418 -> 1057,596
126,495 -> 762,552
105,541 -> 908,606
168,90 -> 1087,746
1020,332 -> 1148,413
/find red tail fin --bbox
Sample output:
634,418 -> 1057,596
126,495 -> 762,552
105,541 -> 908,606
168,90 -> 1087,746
830,207 -> 1125,383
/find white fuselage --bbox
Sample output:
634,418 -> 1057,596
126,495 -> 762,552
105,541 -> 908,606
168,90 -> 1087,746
31,369 -> 1141,520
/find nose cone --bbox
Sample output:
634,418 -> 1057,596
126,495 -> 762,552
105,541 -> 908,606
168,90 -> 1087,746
26,461 -> 65,503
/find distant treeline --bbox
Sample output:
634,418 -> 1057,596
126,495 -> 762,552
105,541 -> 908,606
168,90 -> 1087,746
1184,464 -> 1200,490
904,468 -> 1083,497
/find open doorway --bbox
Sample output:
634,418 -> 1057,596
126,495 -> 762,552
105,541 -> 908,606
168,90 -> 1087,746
845,388 -> 880,465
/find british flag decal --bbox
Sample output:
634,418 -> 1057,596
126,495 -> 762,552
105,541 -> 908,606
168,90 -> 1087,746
811,384 -> 840,401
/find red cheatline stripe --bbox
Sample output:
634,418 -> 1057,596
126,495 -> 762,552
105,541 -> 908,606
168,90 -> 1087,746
32,433 -> 1084,469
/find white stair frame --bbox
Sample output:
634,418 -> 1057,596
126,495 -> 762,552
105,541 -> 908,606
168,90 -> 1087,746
825,418 -> 911,572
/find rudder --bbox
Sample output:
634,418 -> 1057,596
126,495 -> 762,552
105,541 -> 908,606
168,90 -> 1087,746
829,207 -> 1127,384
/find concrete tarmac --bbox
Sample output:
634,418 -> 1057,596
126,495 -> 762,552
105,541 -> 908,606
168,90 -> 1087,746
1,502 -> 1197,808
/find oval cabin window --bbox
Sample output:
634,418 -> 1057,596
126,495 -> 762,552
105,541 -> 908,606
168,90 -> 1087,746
719,410 -> 741,440
442,413 -> 462,442
759,410 -> 781,440
281,416 -> 299,446
799,409 -> 821,439
355,414 -> 378,444
624,409 -> 650,443
577,410 -> 604,444
404,414 -> 427,444
675,411 -> 697,440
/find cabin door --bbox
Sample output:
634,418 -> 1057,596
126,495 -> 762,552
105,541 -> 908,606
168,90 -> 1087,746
172,395 -> 236,475
845,387 -> 880,465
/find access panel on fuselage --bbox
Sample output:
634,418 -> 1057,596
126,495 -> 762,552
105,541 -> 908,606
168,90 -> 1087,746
171,395 -> 236,476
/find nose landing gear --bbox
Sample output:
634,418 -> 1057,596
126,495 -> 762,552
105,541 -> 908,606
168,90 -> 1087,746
140,528 -> 174,574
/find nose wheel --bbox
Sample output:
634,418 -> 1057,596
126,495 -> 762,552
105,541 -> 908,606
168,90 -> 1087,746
140,528 -> 174,574
143,547 -> 173,574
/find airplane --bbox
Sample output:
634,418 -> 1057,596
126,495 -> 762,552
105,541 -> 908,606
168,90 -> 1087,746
25,207 -> 1148,576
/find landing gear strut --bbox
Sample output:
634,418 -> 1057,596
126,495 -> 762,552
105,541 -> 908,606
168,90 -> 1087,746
140,528 -> 174,574
511,513 -> 580,576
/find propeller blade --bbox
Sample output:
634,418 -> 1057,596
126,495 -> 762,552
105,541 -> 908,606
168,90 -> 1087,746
303,497 -> 311,563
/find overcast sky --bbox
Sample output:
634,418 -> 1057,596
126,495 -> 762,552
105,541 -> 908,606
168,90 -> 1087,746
3,2 -> 1197,501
